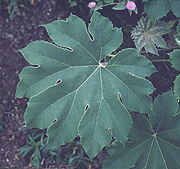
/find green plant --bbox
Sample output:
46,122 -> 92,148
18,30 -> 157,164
19,128 -> 63,168
67,0 -> 115,7
19,129 -> 46,168
19,129 -> 96,168
16,10 -> 156,159
104,91 -> 180,168
16,0 -> 180,168
131,16 -> 171,55
0,0 -> 33,20
0,115 -> 7,132
59,139 -> 97,168
66,0 -> 137,20
143,0 -> 180,23
169,20 -> 180,101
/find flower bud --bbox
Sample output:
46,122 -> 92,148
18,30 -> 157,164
88,2 -> 96,8
126,1 -> 136,11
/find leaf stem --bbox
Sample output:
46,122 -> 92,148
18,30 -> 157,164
108,54 -> 115,57
97,3 -> 118,9
150,59 -> 170,62
140,46 -> 180,55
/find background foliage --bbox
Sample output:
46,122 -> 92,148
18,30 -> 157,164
169,20 -> 180,100
143,0 -> 180,23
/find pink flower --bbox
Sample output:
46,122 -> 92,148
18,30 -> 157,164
126,1 -> 136,11
88,2 -> 96,8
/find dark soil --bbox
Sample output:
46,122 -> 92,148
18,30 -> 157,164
0,1 -> 108,168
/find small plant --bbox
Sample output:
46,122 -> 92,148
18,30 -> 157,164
131,16 -> 171,55
19,129 -> 46,168
19,129 -> 96,168
59,139 -> 97,168
0,0 -> 34,19
19,128 -> 61,168
0,115 -> 7,132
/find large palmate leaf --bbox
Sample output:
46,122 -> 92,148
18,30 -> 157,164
131,17 -> 170,56
16,11 -> 155,159
104,91 -> 180,169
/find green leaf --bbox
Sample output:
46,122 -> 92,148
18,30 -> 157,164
19,145 -> 34,158
169,49 -> 180,70
32,146 -> 41,168
70,1 -> 77,7
143,0 -> 180,22
103,115 -> 153,169
174,21 -> 180,46
16,11 -> 155,159
104,91 -> 180,169
177,21 -> 180,34
174,75 -> 180,99
167,20 -> 177,30
170,0 -> 180,17
104,0 -> 114,3
131,17 -> 171,55
169,49 -> 180,99
144,0 -> 170,23
113,2 -> 126,11
175,34 -> 180,46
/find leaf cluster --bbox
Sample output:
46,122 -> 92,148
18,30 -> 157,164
143,0 -> 180,23
169,20 -> 180,100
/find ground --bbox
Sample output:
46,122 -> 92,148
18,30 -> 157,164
0,1 -> 108,168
